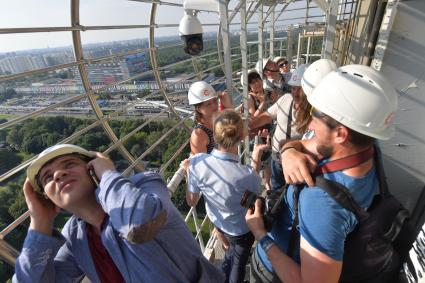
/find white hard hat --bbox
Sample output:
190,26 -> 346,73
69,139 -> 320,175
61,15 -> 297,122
301,59 -> 337,96
288,64 -> 308,86
308,65 -> 398,140
255,58 -> 272,75
188,81 -> 217,105
273,56 -> 286,63
27,144 -> 95,192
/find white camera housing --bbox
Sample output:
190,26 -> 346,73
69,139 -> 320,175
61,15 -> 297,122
178,10 -> 203,56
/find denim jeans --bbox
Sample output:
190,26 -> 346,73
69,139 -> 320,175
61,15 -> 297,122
221,231 -> 255,283
271,156 -> 285,191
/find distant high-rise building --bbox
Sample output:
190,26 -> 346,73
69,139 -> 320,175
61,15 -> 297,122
125,53 -> 148,78
72,60 -> 130,85
43,52 -> 72,66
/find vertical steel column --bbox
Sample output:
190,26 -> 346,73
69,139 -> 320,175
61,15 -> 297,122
323,0 -> 339,59
306,36 -> 311,63
371,0 -> 399,71
280,39 -> 283,57
270,8 -> 275,57
70,0 -> 138,169
240,0 -> 250,164
297,32 -> 302,67
287,25 -> 293,63
258,2 -> 264,75
218,0 -> 233,94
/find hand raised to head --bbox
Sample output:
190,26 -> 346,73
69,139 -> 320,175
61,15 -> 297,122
87,152 -> 116,182
23,178 -> 60,235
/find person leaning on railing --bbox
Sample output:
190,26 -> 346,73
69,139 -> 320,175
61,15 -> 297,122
185,110 -> 269,283
13,144 -> 224,283
187,80 -> 234,251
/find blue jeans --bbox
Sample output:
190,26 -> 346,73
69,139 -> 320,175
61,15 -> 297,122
221,231 -> 255,283
271,157 -> 285,191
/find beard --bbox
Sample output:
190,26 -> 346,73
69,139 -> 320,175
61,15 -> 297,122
317,143 -> 333,158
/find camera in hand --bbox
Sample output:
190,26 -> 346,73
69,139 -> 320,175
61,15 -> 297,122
240,189 -> 284,231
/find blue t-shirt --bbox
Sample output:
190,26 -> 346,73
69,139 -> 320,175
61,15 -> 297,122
258,166 -> 378,272
188,149 -> 261,236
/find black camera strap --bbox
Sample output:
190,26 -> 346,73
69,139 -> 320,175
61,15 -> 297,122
286,100 -> 294,140
287,184 -> 303,258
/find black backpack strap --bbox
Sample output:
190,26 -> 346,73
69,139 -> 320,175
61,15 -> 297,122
287,184 -> 302,258
315,177 -> 369,222
287,180 -> 369,257
285,101 -> 293,140
373,145 -> 390,198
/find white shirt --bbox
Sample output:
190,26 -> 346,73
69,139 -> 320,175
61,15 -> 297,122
267,94 -> 301,153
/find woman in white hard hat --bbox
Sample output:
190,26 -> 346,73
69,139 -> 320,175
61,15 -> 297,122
187,80 -> 233,250
187,110 -> 267,283
188,81 -> 233,154
14,144 -> 224,282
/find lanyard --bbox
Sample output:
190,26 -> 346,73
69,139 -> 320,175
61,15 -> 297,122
315,146 -> 374,175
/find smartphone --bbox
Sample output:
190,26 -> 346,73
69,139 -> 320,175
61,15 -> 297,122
88,168 -> 100,186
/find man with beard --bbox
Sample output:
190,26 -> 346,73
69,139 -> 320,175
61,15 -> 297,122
245,65 -> 398,283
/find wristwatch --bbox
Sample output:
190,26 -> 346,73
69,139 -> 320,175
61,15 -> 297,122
259,234 -> 275,253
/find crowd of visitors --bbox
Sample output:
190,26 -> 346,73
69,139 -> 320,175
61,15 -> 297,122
13,57 -> 401,283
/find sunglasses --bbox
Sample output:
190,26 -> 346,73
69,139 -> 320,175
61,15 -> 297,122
278,62 -> 289,68
310,107 -> 340,129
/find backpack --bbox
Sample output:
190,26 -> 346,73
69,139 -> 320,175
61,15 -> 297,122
289,149 -> 416,283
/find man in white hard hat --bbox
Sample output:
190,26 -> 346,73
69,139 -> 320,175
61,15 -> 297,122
255,58 -> 287,97
274,57 -> 292,91
13,144 -> 224,283
246,65 -> 398,283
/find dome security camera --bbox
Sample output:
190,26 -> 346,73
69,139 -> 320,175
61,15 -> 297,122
178,10 -> 203,56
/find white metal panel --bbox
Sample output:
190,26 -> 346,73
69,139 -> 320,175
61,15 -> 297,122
377,0 -> 425,211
